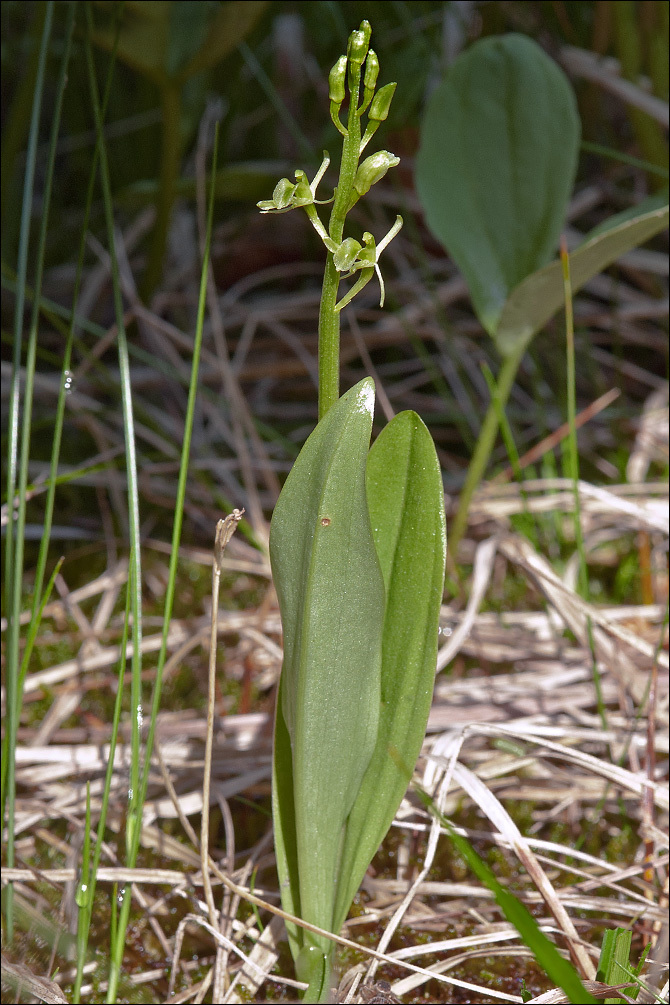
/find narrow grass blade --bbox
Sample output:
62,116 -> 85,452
596,928 -> 637,1004
73,571 -> 131,1002
416,786 -> 598,1004
82,9 -> 144,998
3,0 -> 58,938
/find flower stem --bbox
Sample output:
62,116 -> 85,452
317,56 -> 364,419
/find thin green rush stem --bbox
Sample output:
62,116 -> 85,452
318,53 -> 364,419
1,0 -> 54,823
2,0 -> 55,940
560,239 -> 611,756
449,341 -> 525,563
82,7 -> 144,999
109,123 -> 221,1001
480,361 -> 537,547
69,7 -> 126,995
560,237 -> 588,601
73,572 -> 131,1002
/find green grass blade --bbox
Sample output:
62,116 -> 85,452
416,786 -> 598,1004
2,0 -> 55,938
560,239 -> 588,601
82,8 -> 144,998
596,928 -> 636,1003
332,410 -> 446,932
481,361 -> 537,545
449,341 -> 525,560
73,570 -> 131,1002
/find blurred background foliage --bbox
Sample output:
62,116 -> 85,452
2,1 -> 667,298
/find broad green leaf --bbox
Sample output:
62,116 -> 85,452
415,33 -> 580,336
495,204 -> 669,355
332,411 -> 446,933
270,378 -> 385,951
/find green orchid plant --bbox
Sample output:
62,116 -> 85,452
258,21 -> 446,1003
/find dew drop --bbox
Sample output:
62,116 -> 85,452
63,369 -> 74,395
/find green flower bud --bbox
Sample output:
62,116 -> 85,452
347,20 -> 371,66
353,150 -> 400,198
363,49 -> 379,92
328,56 -> 347,105
368,81 -> 396,122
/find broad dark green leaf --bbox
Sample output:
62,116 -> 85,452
416,33 -> 580,336
495,204 -> 669,355
332,411 -> 446,933
270,378 -> 385,953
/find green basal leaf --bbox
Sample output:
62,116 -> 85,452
416,33 -> 580,336
332,411 -> 446,933
495,204 -> 669,355
270,378 -> 385,956
296,945 -> 330,1004
271,688 -> 301,960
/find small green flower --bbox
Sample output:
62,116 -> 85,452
333,216 -> 403,311
257,154 -> 332,214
